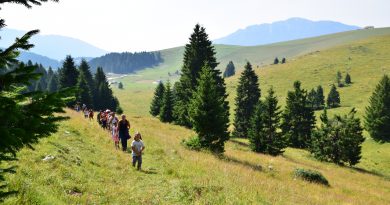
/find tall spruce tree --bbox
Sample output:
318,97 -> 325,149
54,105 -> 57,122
315,85 -> 325,109
274,57 -> 279,64
0,0 -> 74,199
150,81 -> 165,116
76,72 -> 93,108
159,81 -> 174,122
345,73 -> 352,84
173,24 -> 219,127
223,61 -> 236,78
233,62 -> 260,138
189,65 -> 230,153
94,67 -> 119,111
336,71 -> 343,87
311,108 -> 364,166
58,55 -> 78,89
365,75 -> 390,142
78,59 -> 95,107
47,72 -> 58,93
281,81 -> 316,148
327,84 -> 340,108
248,87 -> 285,155
308,88 -> 317,109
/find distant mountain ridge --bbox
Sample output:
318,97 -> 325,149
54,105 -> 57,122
0,28 -> 108,60
214,18 -> 360,46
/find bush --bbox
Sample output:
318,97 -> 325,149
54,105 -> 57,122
293,168 -> 329,186
182,136 -> 202,151
116,106 -> 124,115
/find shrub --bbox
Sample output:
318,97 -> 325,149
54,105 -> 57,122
182,136 -> 202,151
293,168 -> 329,186
116,106 -> 124,115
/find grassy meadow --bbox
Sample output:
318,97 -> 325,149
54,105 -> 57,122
3,31 -> 390,204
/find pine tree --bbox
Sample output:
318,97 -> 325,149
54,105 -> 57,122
159,81 -> 174,123
76,72 -> 93,108
233,62 -> 260,138
0,0 -> 73,199
223,61 -> 235,78
189,65 -> 230,153
308,88 -> 317,109
47,73 -> 58,93
281,58 -> 286,64
281,81 -> 316,148
58,55 -> 78,89
311,108 -> 364,166
93,67 -> 119,111
150,81 -> 165,116
274,57 -> 279,64
118,82 -> 123,89
327,84 -> 341,108
315,85 -> 325,109
174,24 -> 219,127
345,73 -> 352,84
248,87 -> 285,155
336,71 -> 343,87
365,75 -> 390,142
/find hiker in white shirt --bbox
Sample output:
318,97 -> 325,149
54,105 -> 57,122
131,132 -> 145,170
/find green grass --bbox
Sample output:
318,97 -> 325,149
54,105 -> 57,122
3,30 -> 390,204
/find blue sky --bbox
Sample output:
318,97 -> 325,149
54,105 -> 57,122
1,0 -> 389,52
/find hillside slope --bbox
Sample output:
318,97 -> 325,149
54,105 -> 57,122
137,27 -> 390,81
213,17 -> 360,46
3,110 -> 389,204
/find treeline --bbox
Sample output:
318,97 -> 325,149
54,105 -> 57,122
26,56 -> 120,111
89,51 -> 163,74
150,24 -> 390,166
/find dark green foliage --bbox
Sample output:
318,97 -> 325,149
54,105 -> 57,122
93,67 -> 119,111
189,65 -> 230,153
294,168 -> 329,186
76,72 -> 93,108
47,73 -> 58,93
308,88 -> 317,109
248,88 -> 286,155
281,58 -> 286,64
58,55 -> 78,89
116,106 -> 124,115
345,73 -> 352,84
281,81 -> 316,148
336,71 -> 343,87
89,51 -> 162,74
365,75 -> 390,142
233,62 -> 260,138
150,81 -> 165,116
327,84 -> 341,108
118,82 -> 123,89
274,57 -> 279,64
0,0 -> 72,199
316,85 -> 325,109
223,61 -> 235,78
311,109 -> 364,166
174,24 -> 219,127
78,59 -> 94,92
159,81 -> 174,123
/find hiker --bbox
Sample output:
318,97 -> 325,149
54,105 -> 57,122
97,110 -> 102,125
84,108 -> 89,118
118,114 -> 131,151
88,109 -> 94,120
110,112 -> 118,128
112,121 -> 120,149
131,132 -> 145,170
101,112 -> 107,129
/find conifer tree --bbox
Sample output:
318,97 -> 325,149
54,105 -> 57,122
327,84 -> 340,108
311,108 -> 364,166
78,59 -> 94,90
281,81 -> 316,148
308,88 -> 317,109
365,75 -> 390,142
233,62 -> 260,138
336,71 -> 343,87
118,82 -> 123,89
174,24 -> 219,127
47,73 -> 58,93
223,61 -> 235,78
150,81 -> 165,116
189,65 -> 230,153
93,67 -> 119,111
281,58 -> 286,64
77,72 -> 93,108
58,55 -> 78,89
274,57 -> 279,64
248,87 -> 285,155
345,73 -> 352,84
159,81 -> 174,122
315,85 -> 325,109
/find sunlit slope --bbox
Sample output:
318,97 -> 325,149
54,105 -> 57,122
137,27 -> 390,81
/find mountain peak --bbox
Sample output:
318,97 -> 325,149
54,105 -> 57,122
214,18 -> 360,46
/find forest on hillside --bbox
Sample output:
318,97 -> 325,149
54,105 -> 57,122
88,51 -> 163,74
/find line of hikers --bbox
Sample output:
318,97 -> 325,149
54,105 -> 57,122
75,104 -> 145,170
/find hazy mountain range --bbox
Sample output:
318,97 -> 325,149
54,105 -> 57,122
213,18 -> 360,46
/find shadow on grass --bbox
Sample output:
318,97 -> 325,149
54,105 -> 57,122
350,167 -> 389,180
229,138 -> 249,147
216,154 -> 263,172
140,169 -> 158,174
